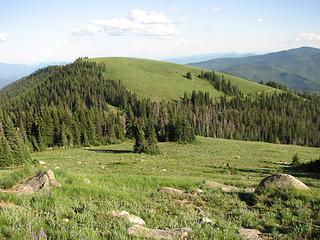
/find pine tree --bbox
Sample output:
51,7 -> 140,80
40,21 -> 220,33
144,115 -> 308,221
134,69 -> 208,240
0,134 -> 13,168
145,122 -> 160,155
133,124 -> 147,153
3,117 -> 31,166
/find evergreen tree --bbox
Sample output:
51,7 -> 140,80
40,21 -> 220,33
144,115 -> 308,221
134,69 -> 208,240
186,72 -> 192,80
0,133 -> 13,168
133,124 -> 147,153
145,122 -> 160,155
3,117 -> 31,166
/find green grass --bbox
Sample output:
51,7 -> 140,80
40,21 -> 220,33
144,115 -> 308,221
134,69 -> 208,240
92,57 -> 274,100
1,137 -> 320,239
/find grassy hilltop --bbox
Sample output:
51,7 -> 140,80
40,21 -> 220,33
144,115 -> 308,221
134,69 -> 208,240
92,57 -> 273,100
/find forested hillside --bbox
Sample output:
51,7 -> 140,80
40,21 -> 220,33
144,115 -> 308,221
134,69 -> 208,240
0,59 -> 320,168
190,47 -> 320,92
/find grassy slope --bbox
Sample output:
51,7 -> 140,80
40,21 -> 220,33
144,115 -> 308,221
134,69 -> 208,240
92,57 -> 273,100
1,137 -> 320,239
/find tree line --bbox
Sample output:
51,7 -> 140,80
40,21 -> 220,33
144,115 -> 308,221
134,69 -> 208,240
0,59 -> 319,167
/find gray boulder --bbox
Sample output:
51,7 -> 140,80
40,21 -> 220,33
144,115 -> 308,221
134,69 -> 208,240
256,174 -> 309,192
14,169 -> 61,193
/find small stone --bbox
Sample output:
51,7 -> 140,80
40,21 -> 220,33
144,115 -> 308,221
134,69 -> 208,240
0,201 -> 20,209
204,180 -> 239,193
84,178 -> 91,184
78,161 -> 82,164
194,188 -> 204,194
101,166 -> 105,169
128,224 -> 192,240
55,166 -> 60,170
39,161 -> 46,165
62,218 -> 69,223
159,187 -> 185,195
160,169 -> 167,172
198,217 -> 213,225
239,228 -> 265,240
111,210 -> 146,226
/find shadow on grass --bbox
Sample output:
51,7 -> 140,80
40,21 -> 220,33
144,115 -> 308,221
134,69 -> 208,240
86,149 -> 135,154
204,165 -> 272,176
282,166 -> 320,180
236,192 -> 257,207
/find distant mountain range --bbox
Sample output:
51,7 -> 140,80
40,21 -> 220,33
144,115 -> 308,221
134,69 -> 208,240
190,47 -> 320,92
166,52 -> 255,64
0,62 -> 67,89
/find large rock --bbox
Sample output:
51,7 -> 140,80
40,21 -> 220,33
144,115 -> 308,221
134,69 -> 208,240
14,169 -> 61,193
256,174 -> 309,192
128,224 -> 192,240
111,210 -> 146,226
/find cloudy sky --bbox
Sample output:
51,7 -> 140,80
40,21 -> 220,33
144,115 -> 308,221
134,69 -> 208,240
1,0 -> 320,64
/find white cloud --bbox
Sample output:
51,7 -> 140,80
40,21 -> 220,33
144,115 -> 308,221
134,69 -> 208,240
256,18 -> 263,24
295,32 -> 320,42
213,6 -> 221,13
0,33 -> 10,42
73,9 -> 179,37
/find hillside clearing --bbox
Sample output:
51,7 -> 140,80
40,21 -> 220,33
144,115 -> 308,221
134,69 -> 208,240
92,57 -> 274,100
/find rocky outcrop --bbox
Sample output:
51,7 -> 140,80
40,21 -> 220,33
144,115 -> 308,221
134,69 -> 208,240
256,174 -> 309,192
11,169 -> 61,194
128,224 -> 192,240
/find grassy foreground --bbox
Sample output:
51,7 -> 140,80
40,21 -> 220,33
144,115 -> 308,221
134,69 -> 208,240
92,57 -> 274,100
1,137 -> 320,239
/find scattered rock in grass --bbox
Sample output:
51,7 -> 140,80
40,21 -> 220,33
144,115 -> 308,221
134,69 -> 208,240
236,156 -> 241,159
83,178 -> 91,184
7,169 -> 61,194
193,188 -> 204,195
111,210 -> 146,226
204,180 -> 240,193
159,187 -> 185,195
239,228 -> 266,240
0,201 -> 21,209
255,174 -> 309,192
55,166 -> 60,170
195,207 -> 204,216
128,224 -> 192,240
175,199 -> 193,206
244,187 -> 255,193
101,166 -> 105,169
39,161 -> 46,165
78,161 -> 81,164
62,218 -> 69,223
198,217 -> 213,225
160,169 -> 167,172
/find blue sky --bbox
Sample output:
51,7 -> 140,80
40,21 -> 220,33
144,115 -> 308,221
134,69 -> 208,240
0,0 -> 320,64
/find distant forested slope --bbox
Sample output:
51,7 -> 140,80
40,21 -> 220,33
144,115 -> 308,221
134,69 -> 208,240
190,47 -> 320,92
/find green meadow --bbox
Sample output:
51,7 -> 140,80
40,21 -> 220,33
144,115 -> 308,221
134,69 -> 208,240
1,136 -> 320,239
